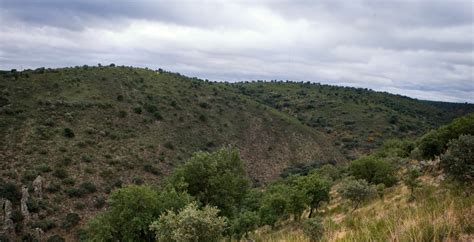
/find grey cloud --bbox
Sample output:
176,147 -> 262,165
0,0 -> 472,102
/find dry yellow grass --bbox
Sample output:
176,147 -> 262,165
246,176 -> 473,242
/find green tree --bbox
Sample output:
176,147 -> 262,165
259,185 -> 289,229
149,202 -> 227,242
230,211 -> 260,240
337,178 -> 374,212
296,173 -> 331,218
349,156 -> 397,186
86,185 -> 192,241
170,147 -> 250,218
440,135 -> 474,183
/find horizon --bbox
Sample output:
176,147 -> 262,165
4,64 -> 473,105
0,0 -> 473,102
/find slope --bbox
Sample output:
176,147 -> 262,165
233,81 -> 474,158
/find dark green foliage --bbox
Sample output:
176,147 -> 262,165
230,211 -> 260,239
63,128 -> 75,138
303,217 -> 324,242
31,219 -> 56,231
349,156 -> 397,186
0,181 -> 21,203
133,106 -> 142,114
440,135 -> 474,183
296,173 -> 331,218
52,168 -> 68,179
170,147 -> 250,218
62,213 -> 80,229
66,188 -> 84,198
79,182 -> 97,194
85,185 -> 192,242
418,113 -> 474,159
259,187 -> 289,228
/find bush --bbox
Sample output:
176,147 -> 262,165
52,168 -> 68,179
63,128 -> 75,138
440,135 -> 474,183
404,167 -> 421,200
80,182 -> 97,194
418,113 -> 474,159
66,188 -> 85,198
32,219 -> 56,231
303,217 -> 324,242
0,181 -> 21,203
62,213 -> 80,229
149,202 -> 227,242
349,156 -> 397,186
337,178 -> 375,212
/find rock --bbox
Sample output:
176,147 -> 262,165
20,186 -> 30,221
34,227 -> 44,241
32,175 -> 44,199
3,199 -> 15,234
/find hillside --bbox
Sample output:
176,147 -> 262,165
0,65 -> 472,240
233,81 -> 474,159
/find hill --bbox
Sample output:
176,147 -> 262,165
233,81 -> 474,159
0,65 -> 472,240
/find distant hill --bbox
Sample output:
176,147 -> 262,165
0,65 -> 472,239
232,81 -> 474,158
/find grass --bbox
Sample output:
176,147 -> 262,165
250,177 -> 473,242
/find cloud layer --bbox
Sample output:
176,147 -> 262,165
1,0 -> 473,102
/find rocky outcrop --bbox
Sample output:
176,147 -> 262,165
20,186 -> 30,222
3,199 -> 14,235
32,175 -> 44,199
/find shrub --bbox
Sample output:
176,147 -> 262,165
63,128 -> 75,138
80,182 -> 97,194
133,106 -> 142,114
153,111 -> 163,120
337,178 -> 375,212
32,219 -> 56,231
53,168 -> 68,179
66,188 -> 84,198
149,202 -> 227,242
303,217 -> 324,242
440,135 -> 474,183
0,181 -> 21,203
349,156 -> 397,186
62,213 -> 80,229
404,167 -> 421,200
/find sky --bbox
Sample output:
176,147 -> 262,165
0,0 -> 473,102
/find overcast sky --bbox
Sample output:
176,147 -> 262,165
0,0 -> 473,102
